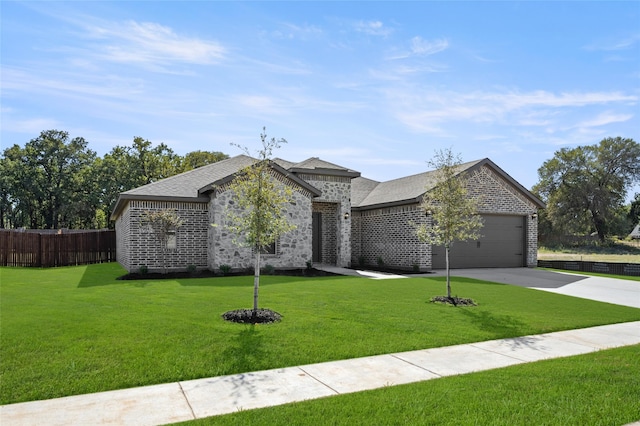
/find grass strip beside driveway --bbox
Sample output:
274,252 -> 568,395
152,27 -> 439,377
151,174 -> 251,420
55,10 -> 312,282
1,263 -> 639,404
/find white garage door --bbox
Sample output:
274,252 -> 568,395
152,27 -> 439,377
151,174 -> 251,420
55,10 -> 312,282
432,215 -> 525,269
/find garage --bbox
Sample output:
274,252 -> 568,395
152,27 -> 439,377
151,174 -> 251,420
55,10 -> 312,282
432,215 -> 526,269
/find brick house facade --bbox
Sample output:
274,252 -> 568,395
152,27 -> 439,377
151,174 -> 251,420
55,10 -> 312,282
111,156 -> 544,273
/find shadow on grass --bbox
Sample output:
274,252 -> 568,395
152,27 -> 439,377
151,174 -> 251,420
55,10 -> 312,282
221,325 -> 267,373
177,275 -> 352,288
77,263 -> 351,288
428,275 -> 509,287
77,262 -> 130,288
460,309 -> 528,338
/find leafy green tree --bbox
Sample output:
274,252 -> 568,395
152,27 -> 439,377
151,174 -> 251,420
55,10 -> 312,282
224,128 -> 295,321
2,130 -> 97,229
3,143 -> 44,228
414,149 -> 483,301
0,156 -> 13,228
629,193 -> 640,225
534,137 -> 640,241
97,138 -> 186,226
2,131 -> 230,229
180,150 -> 229,172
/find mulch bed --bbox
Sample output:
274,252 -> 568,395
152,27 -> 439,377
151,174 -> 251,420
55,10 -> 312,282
221,308 -> 282,324
431,296 -> 477,306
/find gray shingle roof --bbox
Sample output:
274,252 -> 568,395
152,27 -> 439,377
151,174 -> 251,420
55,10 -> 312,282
352,159 -> 483,208
121,155 -> 256,198
288,157 -> 360,177
112,154 -> 544,220
272,158 -> 295,169
111,155 -> 257,219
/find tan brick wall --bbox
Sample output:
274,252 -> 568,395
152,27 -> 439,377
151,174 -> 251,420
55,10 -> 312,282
115,204 -> 131,272
119,200 -> 209,273
351,205 -> 431,271
352,165 -> 540,270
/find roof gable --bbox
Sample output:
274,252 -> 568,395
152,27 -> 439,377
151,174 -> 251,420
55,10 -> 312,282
288,157 -> 361,178
353,159 -> 483,209
120,155 -> 256,199
352,158 -> 545,210
111,154 -> 322,219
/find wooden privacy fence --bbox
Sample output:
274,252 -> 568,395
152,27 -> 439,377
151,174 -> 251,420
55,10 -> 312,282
0,229 -> 116,267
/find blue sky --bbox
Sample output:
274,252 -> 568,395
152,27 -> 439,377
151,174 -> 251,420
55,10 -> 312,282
2,1 -> 639,197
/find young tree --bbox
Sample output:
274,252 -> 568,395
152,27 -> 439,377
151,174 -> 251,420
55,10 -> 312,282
142,209 -> 184,274
224,128 -> 295,322
414,149 -> 483,303
534,137 -> 640,241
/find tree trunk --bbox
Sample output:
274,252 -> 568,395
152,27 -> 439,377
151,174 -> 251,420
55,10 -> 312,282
592,212 -> 607,242
445,244 -> 451,298
253,249 -> 261,321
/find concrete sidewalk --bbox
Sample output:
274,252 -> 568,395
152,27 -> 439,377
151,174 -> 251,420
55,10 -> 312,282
2,321 -> 639,426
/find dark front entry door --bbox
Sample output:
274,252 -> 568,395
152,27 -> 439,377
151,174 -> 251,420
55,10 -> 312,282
312,212 -> 322,263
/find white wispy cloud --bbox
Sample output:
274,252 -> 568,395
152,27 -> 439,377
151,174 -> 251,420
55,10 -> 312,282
354,20 -> 393,37
269,22 -> 323,40
410,37 -> 449,56
83,20 -> 226,68
388,89 -> 638,134
387,36 -> 449,60
1,117 -> 62,135
2,67 -> 145,100
584,33 -> 640,51
573,111 -> 634,129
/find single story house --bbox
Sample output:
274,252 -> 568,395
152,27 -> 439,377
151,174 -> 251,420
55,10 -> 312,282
111,155 -> 545,273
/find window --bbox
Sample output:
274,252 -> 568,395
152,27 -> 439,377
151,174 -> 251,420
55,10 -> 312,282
258,241 -> 277,255
166,229 -> 177,250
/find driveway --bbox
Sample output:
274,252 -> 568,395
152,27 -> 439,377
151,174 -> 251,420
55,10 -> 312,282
436,268 -> 640,309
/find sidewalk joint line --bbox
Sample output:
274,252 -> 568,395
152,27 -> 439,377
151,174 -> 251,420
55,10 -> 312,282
390,354 -> 443,377
297,367 -> 341,395
468,343 -> 530,362
178,381 -> 197,420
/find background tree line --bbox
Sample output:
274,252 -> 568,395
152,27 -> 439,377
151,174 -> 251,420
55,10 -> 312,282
1,131 -> 638,241
534,137 -> 640,244
0,130 -> 228,229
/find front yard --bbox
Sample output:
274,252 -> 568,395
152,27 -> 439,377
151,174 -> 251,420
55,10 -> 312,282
1,263 -> 639,406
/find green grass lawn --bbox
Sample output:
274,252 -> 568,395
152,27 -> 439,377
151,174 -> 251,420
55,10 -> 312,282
180,344 -> 640,426
1,263 -> 639,405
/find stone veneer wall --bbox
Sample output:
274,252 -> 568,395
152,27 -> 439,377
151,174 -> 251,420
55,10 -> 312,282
121,200 -> 209,273
351,205 -> 431,271
297,174 -> 352,267
208,175 -> 314,272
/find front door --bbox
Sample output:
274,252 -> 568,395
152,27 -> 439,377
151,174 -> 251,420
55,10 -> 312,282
312,212 -> 322,263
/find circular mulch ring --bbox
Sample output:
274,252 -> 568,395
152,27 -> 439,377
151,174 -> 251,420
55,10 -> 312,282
222,308 -> 282,324
430,296 -> 477,306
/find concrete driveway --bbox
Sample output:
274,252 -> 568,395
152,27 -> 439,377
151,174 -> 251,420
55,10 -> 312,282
436,268 -> 640,309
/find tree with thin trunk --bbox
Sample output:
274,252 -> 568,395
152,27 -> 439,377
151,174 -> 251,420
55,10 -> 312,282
142,209 -> 184,274
223,128 -> 295,322
414,149 -> 483,304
